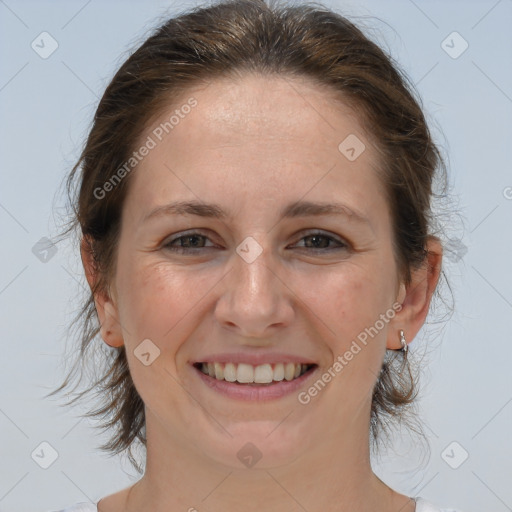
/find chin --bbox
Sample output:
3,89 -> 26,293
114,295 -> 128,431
197,420 -> 309,470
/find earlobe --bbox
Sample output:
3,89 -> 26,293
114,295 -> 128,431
99,301 -> 125,348
387,237 -> 443,350
80,236 -> 124,348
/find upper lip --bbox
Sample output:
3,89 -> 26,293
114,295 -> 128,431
191,352 -> 317,366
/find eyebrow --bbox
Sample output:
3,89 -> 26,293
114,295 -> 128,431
142,200 -> 371,226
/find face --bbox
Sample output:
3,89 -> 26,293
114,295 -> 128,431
101,73 -> 409,469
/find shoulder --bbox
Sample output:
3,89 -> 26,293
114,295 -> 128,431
52,497 -> 465,512
415,497 -> 465,512
48,503 -> 97,512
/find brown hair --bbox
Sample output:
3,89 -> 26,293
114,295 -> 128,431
50,0 -> 448,473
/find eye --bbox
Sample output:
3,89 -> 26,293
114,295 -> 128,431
163,230 -> 350,255
163,231 -> 216,253
291,231 -> 349,252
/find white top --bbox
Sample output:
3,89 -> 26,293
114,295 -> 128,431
50,497 -> 464,511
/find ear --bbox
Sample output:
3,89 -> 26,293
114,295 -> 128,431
80,236 -> 124,348
387,236 -> 443,350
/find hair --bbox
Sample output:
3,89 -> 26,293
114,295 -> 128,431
50,0 -> 450,474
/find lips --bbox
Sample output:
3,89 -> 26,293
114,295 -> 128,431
194,361 -> 315,384
189,352 -> 318,399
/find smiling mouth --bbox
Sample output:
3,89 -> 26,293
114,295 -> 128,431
193,362 -> 317,385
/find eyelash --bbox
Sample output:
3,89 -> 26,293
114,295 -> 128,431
163,230 -> 349,254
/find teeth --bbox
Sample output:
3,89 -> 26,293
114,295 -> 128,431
254,363 -> 273,383
284,362 -> 296,381
273,363 -> 284,381
198,362 -> 310,384
237,363 -> 254,383
214,362 -> 224,380
224,363 -> 237,382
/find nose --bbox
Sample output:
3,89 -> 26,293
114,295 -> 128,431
214,243 -> 294,340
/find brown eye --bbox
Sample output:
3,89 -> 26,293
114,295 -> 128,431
164,232 -> 215,253
293,232 -> 348,251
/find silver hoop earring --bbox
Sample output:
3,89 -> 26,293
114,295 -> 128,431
399,330 -> 408,353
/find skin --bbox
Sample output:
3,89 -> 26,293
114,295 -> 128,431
82,73 -> 442,512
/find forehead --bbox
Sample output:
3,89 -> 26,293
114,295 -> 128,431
170,73 -> 367,154
123,73 -> 384,224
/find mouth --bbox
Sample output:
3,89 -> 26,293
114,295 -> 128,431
192,361 -> 317,386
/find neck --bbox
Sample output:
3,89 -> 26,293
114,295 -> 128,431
124,409 -> 415,512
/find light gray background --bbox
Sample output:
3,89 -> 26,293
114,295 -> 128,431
1,1 -> 511,511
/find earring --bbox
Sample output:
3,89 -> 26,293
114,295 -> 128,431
399,330 -> 408,353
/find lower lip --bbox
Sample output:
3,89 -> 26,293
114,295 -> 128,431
192,365 -> 318,401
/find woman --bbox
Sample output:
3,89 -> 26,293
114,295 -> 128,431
50,0 -> 462,510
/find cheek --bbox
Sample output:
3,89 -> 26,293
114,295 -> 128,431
117,260 -> 192,339
113,259 -> 202,405
298,263 -> 394,341
115,254 -> 224,362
